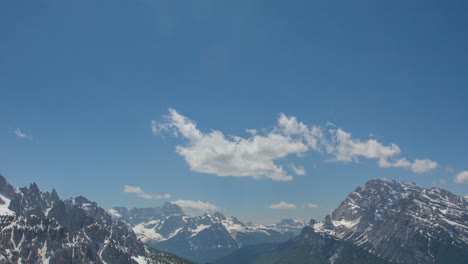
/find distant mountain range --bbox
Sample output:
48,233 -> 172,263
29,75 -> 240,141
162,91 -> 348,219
1,174 -> 467,264
0,175 -> 191,264
109,204 -> 305,263
218,179 -> 468,264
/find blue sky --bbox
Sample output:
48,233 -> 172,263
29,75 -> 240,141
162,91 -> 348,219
1,0 -> 467,224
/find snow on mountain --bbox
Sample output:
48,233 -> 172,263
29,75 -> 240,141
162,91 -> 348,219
311,179 -> 468,263
0,194 -> 14,216
109,204 -> 302,263
0,175 -> 192,264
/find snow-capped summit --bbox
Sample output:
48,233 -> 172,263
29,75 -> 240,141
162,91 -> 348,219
109,204 -> 299,263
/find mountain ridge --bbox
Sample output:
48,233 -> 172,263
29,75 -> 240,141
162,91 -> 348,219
0,175 -> 192,264
217,178 -> 468,264
109,203 -> 305,263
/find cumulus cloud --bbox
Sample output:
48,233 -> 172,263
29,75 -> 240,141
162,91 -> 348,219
277,113 -> 327,151
306,203 -> 319,208
410,159 -> 438,173
123,185 -> 171,200
455,171 -> 468,184
268,201 -> 297,210
152,108 -> 439,180
330,129 -> 401,163
14,128 -> 32,139
153,109 -> 308,181
171,199 -> 220,215
328,129 -> 438,173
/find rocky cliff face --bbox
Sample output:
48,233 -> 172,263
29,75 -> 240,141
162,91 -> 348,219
313,179 -> 468,264
0,175 -> 191,264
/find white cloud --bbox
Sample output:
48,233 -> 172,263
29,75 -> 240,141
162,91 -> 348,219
171,199 -> 220,215
246,129 -> 257,135
410,159 -> 438,173
14,128 -> 31,139
329,129 -> 438,174
151,120 -> 159,135
153,109 -> 308,181
330,128 -> 401,163
277,113 -> 326,151
306,203 -> 319,208
289,164 -> 306,176
123,185 -> 171,200
152,108 -> 440,180
378,158 -> 411,168
455,171 -> 468,184
268,201 -> 297,210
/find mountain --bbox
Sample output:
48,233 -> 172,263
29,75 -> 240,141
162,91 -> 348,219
269,219 -> 307,235
217,179 -> 468,264
0,175 -> 192,264
215,225 -> 390,264
110,204 -> 303,263
316,179 -> 468,264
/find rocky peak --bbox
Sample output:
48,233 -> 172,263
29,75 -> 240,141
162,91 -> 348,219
323,214 -> 334,230
308,218 -> 317,226
50,188 -> 60,203
326,178 -> 468,263
212,211 -> 227,221
163,202 -> 184,215
0,175 -> 16,198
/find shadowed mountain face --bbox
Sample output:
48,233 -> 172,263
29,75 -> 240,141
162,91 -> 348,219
109,204 -> 304,263
216,179 -> 468,264
0,175 -> 192,264
215,226 -> 390,264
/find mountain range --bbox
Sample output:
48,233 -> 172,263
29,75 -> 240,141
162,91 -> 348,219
218,179 -> 468,264
1,174 -> 467,264
109,204 -> 305,263
0,175 -> 191,264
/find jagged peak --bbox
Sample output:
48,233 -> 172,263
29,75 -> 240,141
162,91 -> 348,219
162,202 -> 184,215
0,175 -> 16,198
51,188 -> 60,202
309,218 -> 318,226
73,195 -> 93,205
212,211 -> 227,220
323,214 -> 334,230
29,182 -> 40,193
0,175 -> 7,185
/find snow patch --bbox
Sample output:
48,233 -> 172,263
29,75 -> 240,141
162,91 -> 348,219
0,194 -> 15,216
190,224 -> 210,237
133,223 -> 165,243
108,208 -> 122,218
131,255 -> 147,264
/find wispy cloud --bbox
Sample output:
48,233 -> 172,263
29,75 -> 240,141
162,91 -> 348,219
123,185 -> 171,200
330,129 -> 438,174
171,199 -> 220,215
14,128 -> 32,140
454,171 -> 468,184
152,108 -> 439,181
306,203 -> 319,208
268,201 -> 297,210
289,164 -> 306,176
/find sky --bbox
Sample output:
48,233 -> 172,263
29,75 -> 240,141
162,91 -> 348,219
1,0 -> 467,224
